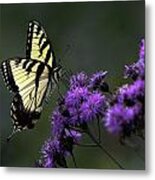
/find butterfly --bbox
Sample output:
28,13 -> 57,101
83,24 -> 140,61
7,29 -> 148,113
0,20 -> 62,141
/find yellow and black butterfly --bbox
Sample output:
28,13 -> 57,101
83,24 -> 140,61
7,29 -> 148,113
1,20 -> 62,141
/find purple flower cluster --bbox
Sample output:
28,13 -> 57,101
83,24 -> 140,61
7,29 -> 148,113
104,39 -> 145,136
38,71 -> 108,168
37,39 -> 145,168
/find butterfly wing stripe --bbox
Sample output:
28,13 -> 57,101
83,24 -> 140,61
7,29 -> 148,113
39,33 -> 45,46
40,40 -> 49,54
44,46 -> 52,64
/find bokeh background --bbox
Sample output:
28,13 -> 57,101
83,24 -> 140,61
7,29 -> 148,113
0,1 -> 145,169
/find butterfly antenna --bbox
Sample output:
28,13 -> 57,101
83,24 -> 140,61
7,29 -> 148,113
58,44 -> 73,78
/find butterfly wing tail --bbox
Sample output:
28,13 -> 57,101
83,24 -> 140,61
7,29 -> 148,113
10,94 -> 41,133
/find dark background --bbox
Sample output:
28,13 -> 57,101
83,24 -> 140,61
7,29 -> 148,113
0,1 -> 145,169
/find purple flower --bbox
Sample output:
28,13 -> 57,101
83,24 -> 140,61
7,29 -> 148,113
70,72 -> 88,89
59,129 -> 82,156
39,129 -> 81,168
63,73 -> 110,125
116,79 -> 145,105
67,106 -> 81,126
80,92 -> 106,121
51,72 -> 109,140
40,138 -> 67,168
65,87 -> 90,107
61,129 -> 82,154
124,59 -> 144,80
64,85 -> 108,124
52,109 -> 66,138
106,78 -> 145,136
104,104 -> 141,134
89,71 -> 108,91
65,129 -> 82,144
124,39 -> 145,80
139,38 -> 145,59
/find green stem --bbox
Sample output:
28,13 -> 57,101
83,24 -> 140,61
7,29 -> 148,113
86,127 -> 124,169
76,143 -> 98,147
97,117 -> 101,143
71,152 -> 77,168
70,125 -> 124,169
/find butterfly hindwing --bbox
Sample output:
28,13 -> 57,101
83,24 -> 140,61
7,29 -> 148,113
26,20 -> 55,68
1,58 -> 52,132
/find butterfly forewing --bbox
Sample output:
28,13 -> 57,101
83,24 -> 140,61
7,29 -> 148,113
26,21 -> 55,68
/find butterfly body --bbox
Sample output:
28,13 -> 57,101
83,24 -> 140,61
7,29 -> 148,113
1,21 -> 62,140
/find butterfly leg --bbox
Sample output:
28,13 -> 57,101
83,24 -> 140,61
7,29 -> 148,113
52,73 -> 64,101
56,81 -> 64,100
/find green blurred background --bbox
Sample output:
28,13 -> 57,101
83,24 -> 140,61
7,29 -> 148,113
0,1 -> 145,169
